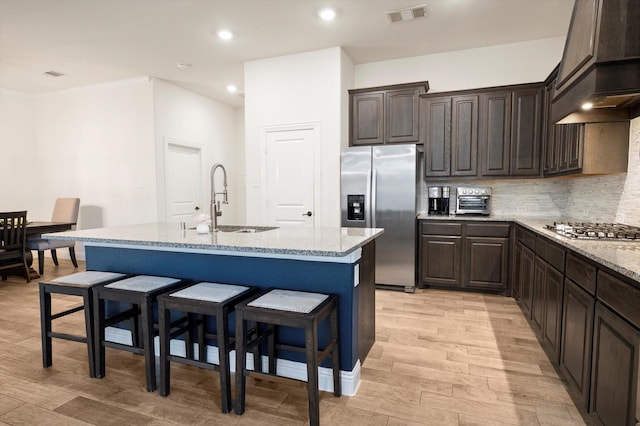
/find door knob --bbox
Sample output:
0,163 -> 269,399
302,211 -> 313,217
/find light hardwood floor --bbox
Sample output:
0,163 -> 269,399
0,259 -> 588,425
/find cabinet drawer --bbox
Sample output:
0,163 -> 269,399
597,271 -> 640,329
566,253 -> 596,295
547,242 -> 565,273
421,222 -> 462,236
535,236 -> 548,261
466,223 -> 510,238
516,225 -> 536,249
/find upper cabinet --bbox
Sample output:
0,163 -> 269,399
543,65 -> 630,176
349,82 -> 429,146
422,83 -> 543,179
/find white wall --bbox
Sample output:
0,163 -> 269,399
244,47 -> 352,227
152,78 -> 241,224
0,89 -> 36,211
32,77 -> 155,232
354,37 -> 566,92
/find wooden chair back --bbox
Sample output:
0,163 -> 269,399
0,211 -> 29,279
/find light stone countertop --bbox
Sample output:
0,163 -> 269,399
43,222 -> 384,258
417,213 -> 640,284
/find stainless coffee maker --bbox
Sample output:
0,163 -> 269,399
428,186 -> 450,215
428,186 -> 442,215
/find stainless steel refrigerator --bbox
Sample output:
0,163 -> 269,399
340,144 -> 418,292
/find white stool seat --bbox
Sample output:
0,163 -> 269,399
105,275 -> 181,292
248,289 -> 328,313
170,282 -> 250,303
52,271 -> 126,287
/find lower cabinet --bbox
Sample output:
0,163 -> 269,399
419,220 -> 510,292
560,278 -> 595,411
590,303 -> 640,426
420,235 -> 462,287
512,226 -> 640,426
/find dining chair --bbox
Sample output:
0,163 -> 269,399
27,198 -> 80,275
0,210 -> 30,282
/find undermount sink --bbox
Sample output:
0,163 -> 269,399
217,225 -> 278,233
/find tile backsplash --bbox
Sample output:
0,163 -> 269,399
420,117 -> 640,225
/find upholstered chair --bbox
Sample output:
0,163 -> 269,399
27,198 -> 80,275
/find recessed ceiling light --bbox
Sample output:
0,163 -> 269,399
176,63 -> 192,70
319,8 -> 336,21
227,84 -> 237,93
217,29 -> 233,40
581,101 -> 594,110
44,70 -> 65,77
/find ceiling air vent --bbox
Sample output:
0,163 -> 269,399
386,4 -> 428,23
44,70 -> 65,77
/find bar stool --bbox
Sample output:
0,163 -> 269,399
93,275 -> 189,392
234,289 -> 341,426
157,282 -> 257,413
39,271 -> 128,377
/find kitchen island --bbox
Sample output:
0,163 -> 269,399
44,223 -> 383,395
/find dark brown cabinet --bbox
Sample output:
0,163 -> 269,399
419,235 -> 462,287
350,92 -> 384,145
541,264 -> 564,363
422,95 -> 478,177
465,236 -> 508,291
419,221 -> 510,293
512,224 -> 640,425
479,91 -> 511,176
349,82 -> 428,146
423,83 -> 542,178
560,278 -> 595,412
510,88 -> 542,176
590,303 -> 639,426
422,96 -> 451,176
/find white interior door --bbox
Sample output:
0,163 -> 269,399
264,126 -> 315,226
164,139 -> 202,222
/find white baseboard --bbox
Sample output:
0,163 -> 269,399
105,327 -> 361,396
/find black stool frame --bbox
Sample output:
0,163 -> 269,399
157,286 -> 258,413
40,274 -> 129,378
93,278 -> 189,392
234,290 -> 341,426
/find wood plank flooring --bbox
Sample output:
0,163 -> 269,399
0,260 -> 587,425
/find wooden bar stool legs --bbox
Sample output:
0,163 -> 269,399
39,271 -> 128,377
93,275 -> 188,392
234,289 -> 341,426
157,282 -> 256,413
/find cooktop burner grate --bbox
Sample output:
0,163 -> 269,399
544,222 -> 640,241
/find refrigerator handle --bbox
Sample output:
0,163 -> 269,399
365,168 -> 373,227
370,168 -> 377,228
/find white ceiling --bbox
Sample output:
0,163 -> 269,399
0,0 -> 574,107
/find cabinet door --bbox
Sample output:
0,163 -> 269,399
386,88 -> 420,143
560,278 -> 595,412
557,125 -> 569,171
543,81 -> 559,175
531,256 -> 546,334
542,265 -> 563,364
510,88 -> 542,176
519,246 -> 535,316
423,97 -> 452,177
590,303 -> 639,426
512,241 -> 523,300
351,92 -> 384,145
479,91 -> 511,176
451,95 -> 478,176
566,123 -> 583,171
465,236 -> 508,291
419,235 -> 462,287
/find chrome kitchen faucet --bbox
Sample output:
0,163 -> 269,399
210,163 -> 228,232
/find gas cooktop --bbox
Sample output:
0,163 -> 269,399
545,222 -> 640,241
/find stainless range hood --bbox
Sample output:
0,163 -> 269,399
551,0 -> 640,124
